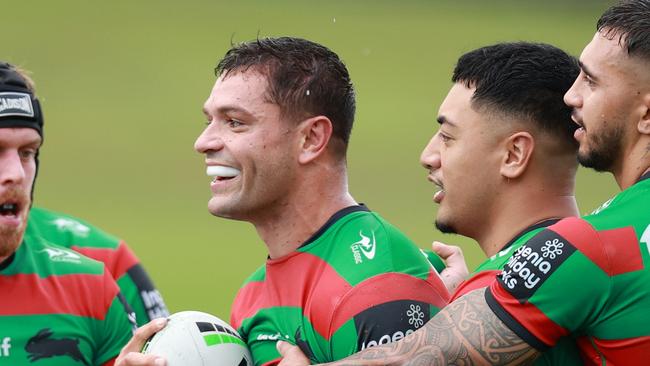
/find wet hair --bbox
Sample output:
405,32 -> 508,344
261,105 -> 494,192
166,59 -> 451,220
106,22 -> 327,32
452,42 -> 580,151
597,0 -> 650,61
215,37 -> 356,156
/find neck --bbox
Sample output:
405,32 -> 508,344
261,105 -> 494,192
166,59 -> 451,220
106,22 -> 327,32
612,137 -> 650,190
475,189 -> 578,258
252,168 -> 356,259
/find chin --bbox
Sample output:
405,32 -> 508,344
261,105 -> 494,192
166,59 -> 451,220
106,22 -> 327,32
435,218 -> 458,235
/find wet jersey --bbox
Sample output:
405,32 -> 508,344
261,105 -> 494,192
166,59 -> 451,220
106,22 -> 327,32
0,236 -> 135,365
25,207 -> 169,326
230,206 -> 450,366
488,172 -> 650,364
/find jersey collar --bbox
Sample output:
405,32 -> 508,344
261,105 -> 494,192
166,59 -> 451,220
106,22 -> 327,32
299,204 -> 370,249
498,218 -> 562,253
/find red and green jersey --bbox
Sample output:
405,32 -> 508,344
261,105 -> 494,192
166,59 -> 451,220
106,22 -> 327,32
25,207 -> 169,326
488,172 -> 650,365
0,235 -> 135,365
451,219 -> 581,365
230,205 -> 450,366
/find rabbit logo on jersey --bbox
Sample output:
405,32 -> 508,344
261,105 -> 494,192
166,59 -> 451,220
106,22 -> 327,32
498,230 -> 575,301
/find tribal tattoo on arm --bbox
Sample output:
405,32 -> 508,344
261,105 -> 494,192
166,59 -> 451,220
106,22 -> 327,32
323,288 -> 539,366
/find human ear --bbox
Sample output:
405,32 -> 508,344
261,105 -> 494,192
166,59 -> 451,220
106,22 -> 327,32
500,132 -> 534,179
638,93 -> 650,135
297,116 -> 333,164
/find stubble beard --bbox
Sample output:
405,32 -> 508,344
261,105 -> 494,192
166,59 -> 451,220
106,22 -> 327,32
578,122 -> 624,173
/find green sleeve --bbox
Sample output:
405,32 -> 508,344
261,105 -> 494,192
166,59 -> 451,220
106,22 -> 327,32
93,276 -> 135,365
420,249 -> 446,273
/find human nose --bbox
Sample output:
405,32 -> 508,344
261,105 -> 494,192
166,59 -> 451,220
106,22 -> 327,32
563,77 -> 582,110
0,151 -> 26,186
420,132 -> 441,172
194,123 -> 224,155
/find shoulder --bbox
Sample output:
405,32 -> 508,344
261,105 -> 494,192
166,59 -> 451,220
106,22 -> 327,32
27,206 -> 121,250
23,235 -> 106,275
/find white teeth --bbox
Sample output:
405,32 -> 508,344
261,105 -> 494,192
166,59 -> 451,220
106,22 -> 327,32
206,166 -> 240,178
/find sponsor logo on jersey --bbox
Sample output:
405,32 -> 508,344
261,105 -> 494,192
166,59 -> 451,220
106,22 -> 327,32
498,230 -> 575,302
52,218 -> 91,237
360,329 -> 414,350
0,337 -> 11,357
255,333 -> 288,341
355,300 -> 431,351
0,92 -> 34,118
350,230 -> 376,264
25,328 -> 88,365
39,246 -> 82,264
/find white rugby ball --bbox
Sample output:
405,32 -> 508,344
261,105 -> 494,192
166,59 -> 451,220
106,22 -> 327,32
142,311 -> 252,366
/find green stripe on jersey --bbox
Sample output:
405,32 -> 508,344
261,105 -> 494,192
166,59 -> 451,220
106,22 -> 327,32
298,211 -> 431,286
1,236 -> 104,276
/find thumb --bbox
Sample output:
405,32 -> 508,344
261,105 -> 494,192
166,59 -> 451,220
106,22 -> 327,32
276,341 -> 310,366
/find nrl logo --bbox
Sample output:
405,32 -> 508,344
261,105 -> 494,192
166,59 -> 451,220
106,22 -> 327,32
0,92 -> 34,118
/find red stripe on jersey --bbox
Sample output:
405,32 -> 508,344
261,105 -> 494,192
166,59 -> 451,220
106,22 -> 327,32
102,358 -> 116,366
230,252 -> 352,338
260,357 -> 281,366
490,281 -> 568,346
0,270 -> 118,319
577,335 -> 650,365
329,271 -> 449,338
451,270 -> 501,301
550,218 -> 644,276
599,227 -> 644,275
71,240 -> 139,280
549,217 -> 608,273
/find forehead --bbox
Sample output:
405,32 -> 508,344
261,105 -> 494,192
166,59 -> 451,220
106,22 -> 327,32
0,127 -> 41,145
581,32 -> 649,85
203,71 -> 270,112
438,83 -> 480,126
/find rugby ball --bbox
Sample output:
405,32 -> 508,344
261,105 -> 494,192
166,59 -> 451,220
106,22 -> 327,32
142,311 -> 252,366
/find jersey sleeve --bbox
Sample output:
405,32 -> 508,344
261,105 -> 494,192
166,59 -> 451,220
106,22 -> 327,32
93,269 -> 136,366
486,217 -> 642,350
325,271 -> 449,361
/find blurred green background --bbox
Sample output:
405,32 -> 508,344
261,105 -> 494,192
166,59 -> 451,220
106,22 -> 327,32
5,0 -> 618,319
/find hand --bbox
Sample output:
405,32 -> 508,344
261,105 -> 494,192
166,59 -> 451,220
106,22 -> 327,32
432,241 -> 468,293
277,340 -> 310,366
115,318 -> 168,366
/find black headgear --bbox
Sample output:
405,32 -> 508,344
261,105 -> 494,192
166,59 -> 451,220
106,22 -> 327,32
0,62 -> 44,200
0,62 -> 43,136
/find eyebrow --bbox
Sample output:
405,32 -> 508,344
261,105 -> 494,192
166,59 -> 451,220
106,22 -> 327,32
203,105 -> 254,118
437,115 -> 457,127
579,61 -> 598,81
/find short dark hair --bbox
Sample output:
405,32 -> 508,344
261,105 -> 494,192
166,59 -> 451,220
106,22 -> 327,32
452,42 -> 580,151
597,0 -> 650,60
215,37 -> 356,155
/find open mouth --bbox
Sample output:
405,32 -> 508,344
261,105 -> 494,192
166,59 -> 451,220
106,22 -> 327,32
0,202 -> 20,218
206,166 -> 241,182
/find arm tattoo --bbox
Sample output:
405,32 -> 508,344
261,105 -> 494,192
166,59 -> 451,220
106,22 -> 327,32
323,288 -> 539,366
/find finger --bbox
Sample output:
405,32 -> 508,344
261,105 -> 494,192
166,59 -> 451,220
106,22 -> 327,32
116,351 -> 167,366
117,318 -> 167,360
277,341 -> 310,366
431,241 -> 462,261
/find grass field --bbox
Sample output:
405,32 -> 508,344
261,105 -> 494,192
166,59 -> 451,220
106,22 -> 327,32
5,0 -> 617,318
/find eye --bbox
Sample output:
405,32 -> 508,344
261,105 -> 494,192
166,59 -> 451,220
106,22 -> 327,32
438,131 -> 452,143
19,148 -> 37,161
582,73 -> 596,87
226,119 -> 243,128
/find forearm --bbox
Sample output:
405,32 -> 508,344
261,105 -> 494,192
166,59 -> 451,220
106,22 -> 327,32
321,289 -> 538,366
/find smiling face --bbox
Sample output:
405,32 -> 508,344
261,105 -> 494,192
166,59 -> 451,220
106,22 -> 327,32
0,128 -> 41,260
194,71 -> 301,222
420,84 -> 506,237
564,32 -> 650,173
